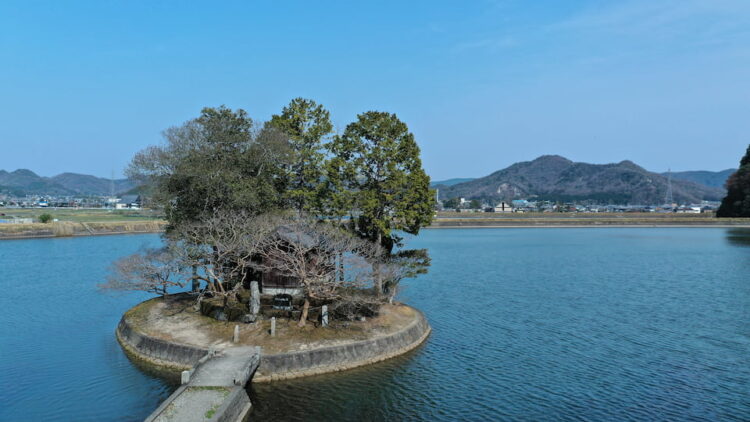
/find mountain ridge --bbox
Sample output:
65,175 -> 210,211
435,155 -> 726,204
0,169 -> 135,196
664,169 -> 735,189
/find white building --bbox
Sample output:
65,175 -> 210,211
494,202 -> 513,213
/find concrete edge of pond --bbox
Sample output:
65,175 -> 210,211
116,302 -> 431,383
253,308 -> 431,382
116,316 -> 208,372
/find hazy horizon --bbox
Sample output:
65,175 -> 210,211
2,1 -> 749,179
0,154 -> 739,182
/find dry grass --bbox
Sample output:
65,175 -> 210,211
0,220 -> 166,238
431,212 -> 750,226
127,295 -> 418,354
1,208 -> 163,222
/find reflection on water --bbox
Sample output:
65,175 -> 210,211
726,228 -> 750,247
3,229 -> 750,421
248,349 -> 431,421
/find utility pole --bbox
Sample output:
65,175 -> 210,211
664,168 -> 674,209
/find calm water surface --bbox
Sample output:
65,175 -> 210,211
2,228 -> 750,421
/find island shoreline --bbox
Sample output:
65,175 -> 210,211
115,299 -> 431,384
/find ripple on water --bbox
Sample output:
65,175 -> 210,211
2,229 -> 750,421
248,229 -> 750,421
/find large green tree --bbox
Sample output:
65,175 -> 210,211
127,106 -> 290,228
328,111 -> 435,293
717,144 -> 750,218
268,98 -> 333,213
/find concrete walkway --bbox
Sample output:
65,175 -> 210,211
190,346 -> 260,387
146,346 -> 260,422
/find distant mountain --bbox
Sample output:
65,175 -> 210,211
438,155 -> 725,205
51,172 -> 135,195
664,169 -> 735,189
0,169 -> 135,196
431,178 -> 476,187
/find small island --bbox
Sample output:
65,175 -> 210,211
103,99 -> 435,421
117,294 -> 430,381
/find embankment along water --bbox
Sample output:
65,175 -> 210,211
0,220 -> 166,239
3,214 -> 749,240
116,301 -> 431,383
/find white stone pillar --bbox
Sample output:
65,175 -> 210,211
250,280 -> 260,316
321,305 -> 329,327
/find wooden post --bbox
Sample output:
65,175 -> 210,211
271,317 -> 276,337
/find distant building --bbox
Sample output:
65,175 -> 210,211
676,206 -> 701,214
0,218 -> 33,224
494,202 -> 513,213
116,195 -> 141,209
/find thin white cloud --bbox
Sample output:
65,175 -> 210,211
552,0 -> 750,45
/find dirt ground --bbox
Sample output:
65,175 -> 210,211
125,295 -> 418,354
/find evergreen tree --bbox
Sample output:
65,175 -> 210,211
328,111 -> 435,293
442,197 -> 460,209
717,144 -> 750,217
268,98 -> 333,213
127,106 -> 289,228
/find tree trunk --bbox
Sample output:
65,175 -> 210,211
297,298 -> 310,327
374,231 -> 383,296
214,278 -> 225,293
191,265 -> 199,292
338,252 -> 344,282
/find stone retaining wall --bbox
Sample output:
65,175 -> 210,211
116,317 -> 209,370
253,309 -> 431,382
214,387 -> 252,422
117,305 -> 431,383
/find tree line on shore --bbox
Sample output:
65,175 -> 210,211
718,144 -> 750,218
101,98 -> 435,326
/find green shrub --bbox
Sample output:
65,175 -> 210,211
38,213 -> 53,223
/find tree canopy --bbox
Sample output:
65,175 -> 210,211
328,111 -> 435,252
127,106 -> 290,228
118,100 -> 434,319
267,98 -> 333,213
717,144 -> 750,218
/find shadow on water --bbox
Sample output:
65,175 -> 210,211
725,228 -> 750,247
120,346 -> 182,386
247,344 -> 430,422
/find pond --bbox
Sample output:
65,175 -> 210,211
2,228 -> 749,421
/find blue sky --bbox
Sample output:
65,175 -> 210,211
1,1 -> 749,180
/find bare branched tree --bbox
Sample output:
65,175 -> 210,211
174,211 -> 267,292
102,210 -> 389,326
251,215 -> 377,326
100,245 -> 186,297
379,249 -> 431,304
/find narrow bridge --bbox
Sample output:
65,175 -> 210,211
144,346 -> 261,422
